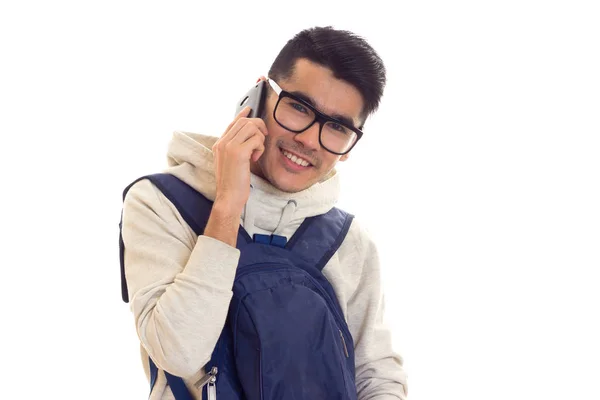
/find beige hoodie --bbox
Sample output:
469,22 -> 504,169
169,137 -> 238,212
121,131 -> 408,399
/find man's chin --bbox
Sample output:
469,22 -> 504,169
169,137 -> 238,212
272,181 -> 307,194
269,173 -> 313,194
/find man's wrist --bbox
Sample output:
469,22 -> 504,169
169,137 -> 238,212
204,199 -> 243,247
211,197 -> 244,222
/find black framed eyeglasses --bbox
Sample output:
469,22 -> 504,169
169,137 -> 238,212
267,78 -> 363,155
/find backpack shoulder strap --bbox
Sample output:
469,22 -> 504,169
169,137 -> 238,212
119,173 -> 213,303
148,357 -> 194,400
144,173 -> 214,235
286,207 -> 354,271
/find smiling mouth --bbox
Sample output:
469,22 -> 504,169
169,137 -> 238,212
280,148 -> 313,168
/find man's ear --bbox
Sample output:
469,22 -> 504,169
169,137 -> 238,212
256,75 -> 267,83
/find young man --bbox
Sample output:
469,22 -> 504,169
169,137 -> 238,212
121,26 -> 407,399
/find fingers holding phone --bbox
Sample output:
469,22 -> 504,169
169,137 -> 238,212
212,105 -> 269,214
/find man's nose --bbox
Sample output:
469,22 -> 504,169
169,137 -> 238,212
293,121 -> 321,151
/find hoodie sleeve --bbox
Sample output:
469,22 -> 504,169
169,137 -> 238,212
121,178 -> 241,379
347,225 -> 408,399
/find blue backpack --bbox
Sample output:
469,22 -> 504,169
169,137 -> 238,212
119,173 -> 358,399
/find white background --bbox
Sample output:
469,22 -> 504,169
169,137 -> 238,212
1,1 -> 599,399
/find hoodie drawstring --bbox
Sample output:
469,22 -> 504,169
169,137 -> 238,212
273,200 -> 297,236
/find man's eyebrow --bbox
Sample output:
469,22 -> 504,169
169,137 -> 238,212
289,90 -> 357,129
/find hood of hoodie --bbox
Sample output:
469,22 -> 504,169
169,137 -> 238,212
164,131 -> 341,236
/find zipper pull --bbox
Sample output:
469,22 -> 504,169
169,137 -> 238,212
194,366 -> 218,391
339,329 -> 349,358
208,378 -> 217,400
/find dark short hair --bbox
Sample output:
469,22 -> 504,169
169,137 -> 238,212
268,26 -> 386,127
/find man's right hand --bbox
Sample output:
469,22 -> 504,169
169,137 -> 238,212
203,106 -> 268,247
211,105 -> 268,214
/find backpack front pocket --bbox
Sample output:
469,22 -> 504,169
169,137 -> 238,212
232,267 -> 357,400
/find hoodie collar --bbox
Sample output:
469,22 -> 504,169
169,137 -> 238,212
164,131 -> 340,233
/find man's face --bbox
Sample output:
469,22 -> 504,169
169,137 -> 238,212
250,58 -> 365,193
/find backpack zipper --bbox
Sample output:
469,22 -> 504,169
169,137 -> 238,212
339,329 -> 349,358
194,366 -> 218,399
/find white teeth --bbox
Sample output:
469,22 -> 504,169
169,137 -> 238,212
283,150 -> 310,167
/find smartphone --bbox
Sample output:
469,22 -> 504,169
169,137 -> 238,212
235,80 -> 267,118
